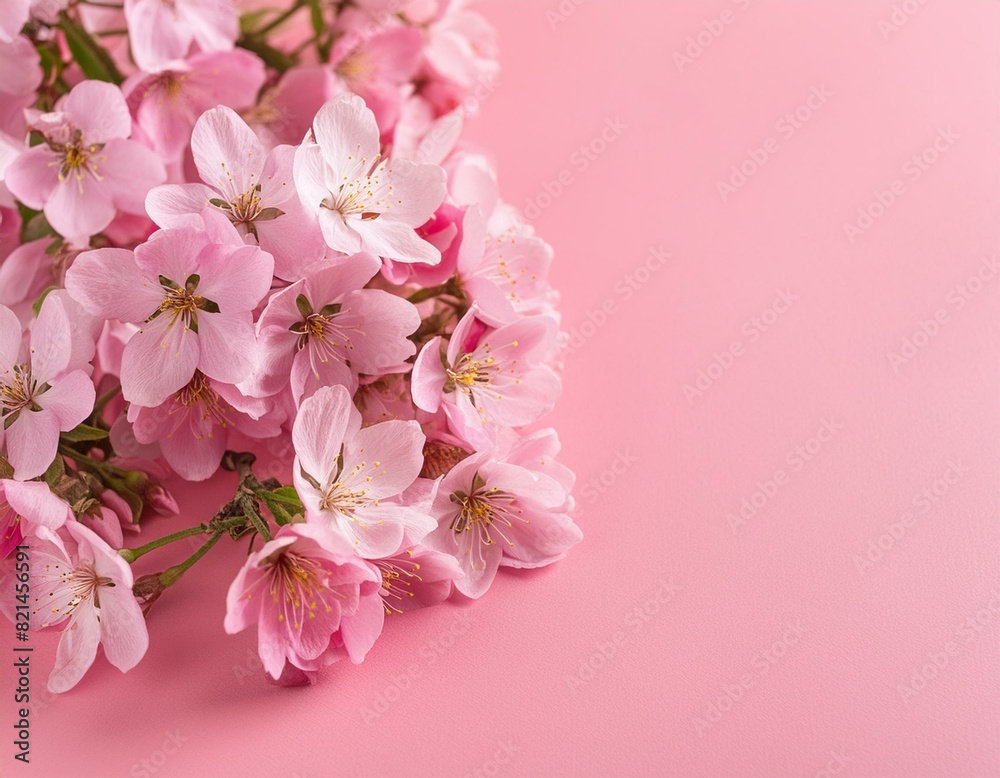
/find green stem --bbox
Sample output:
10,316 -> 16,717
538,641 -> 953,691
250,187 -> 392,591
119,526 -> 208,563
91,384 -> 122,421
160,532 -> 224,588
58,445 -> 127,478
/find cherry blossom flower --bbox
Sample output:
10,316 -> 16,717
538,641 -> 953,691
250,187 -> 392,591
293,93 -> 446,264
424,432 -> 581,598
65,225 -> 274,408
5,81 -> 166,246
330,25 -> 423,133
248,252 -> 419,404
224,522 -> 383,680
373,545 -> 462,615
0,300 -> 95,480
0,479 -> 71,558
124,50 -> 266,164
411,306 -> 561,449
6,522 -> 149,692
293,384 -> 434,558
124,0 -> 238,73
127,371 -> 283,481
146,106 -> 324,280
454,206 -> 556,325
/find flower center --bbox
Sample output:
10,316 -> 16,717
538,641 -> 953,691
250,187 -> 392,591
446,353 -> 496,392
1,364 -> 42,424
336,52 -> 375,85
319,156 -> 391,221
49,129 -> 105,186
265,552 -> 338,629
449,474 -> 523,550
171,372 -> 229,435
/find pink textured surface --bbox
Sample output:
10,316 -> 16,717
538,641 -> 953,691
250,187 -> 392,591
3,1 -> 999,776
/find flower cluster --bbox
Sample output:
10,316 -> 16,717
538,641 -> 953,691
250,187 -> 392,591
0,0 -> 580,690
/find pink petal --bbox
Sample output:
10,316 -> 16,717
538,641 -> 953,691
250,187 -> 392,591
4,145 -> 57,210
341,420 -> 424,500
6,409 -> 60,480
38,370 -> 95,431
196,244 -> 273,312
195,310 -> 255,385
411,336 -> 447,412
120,313 -> 199,407
48,605 -> 101,693
144,183 -> 216,229
98,138 -> 167,215
292,385 -> 353,485
29,294 -> 72,382
355,218 -> 441,265
65,248 -> 163,323
191,106 -> 265,202
311,93 -> 380,182
338,591 -> 384,664
3,480 -> 71,531
0,304 -> 22,374
96,574 -> 149,671
43,178 -> 116,245
59,81 -> 131,142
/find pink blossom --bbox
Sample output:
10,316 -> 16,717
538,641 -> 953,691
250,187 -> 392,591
425,432 -> 581,598
124,50 -> 266,164
292,384 -> 434,558
455,206 -> 556,325
246,66 -> 337,148
0,0 -> 30,43
127,370 -> 282,481
0,300 -> 95,480
0,479 -> 71,558
5,81 -> 166,246
411,306 -> 561,449
330,26 -> 423,133
6,522 -> 148,692
224,523 -> 383,680
145,106 -> 324,280
380,201 -> 464,287
124,0 -> 238,73
373,544 -> 462,614
293,93 -> 446,264
65,225 -> 274,407
248,252 -> 419,404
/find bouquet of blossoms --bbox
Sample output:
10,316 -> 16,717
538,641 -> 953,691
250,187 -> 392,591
0,0 -> 580,691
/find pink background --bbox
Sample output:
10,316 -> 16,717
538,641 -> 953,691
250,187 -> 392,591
3,1 -> 999,776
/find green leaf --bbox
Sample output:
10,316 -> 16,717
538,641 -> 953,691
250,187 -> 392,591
309,0 -> 323,36
209,198 -> 232,210
319,303 -> 341,317
236,36 -> 295,72
59,14 -> 123,84
43,455 -> 65,488
32,286 -> 59,317
0,456 -> 14,480
259,487 -> 304,527
61,423 -> 110,443
22,211 -> 56,243
159,274 -> 179,290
